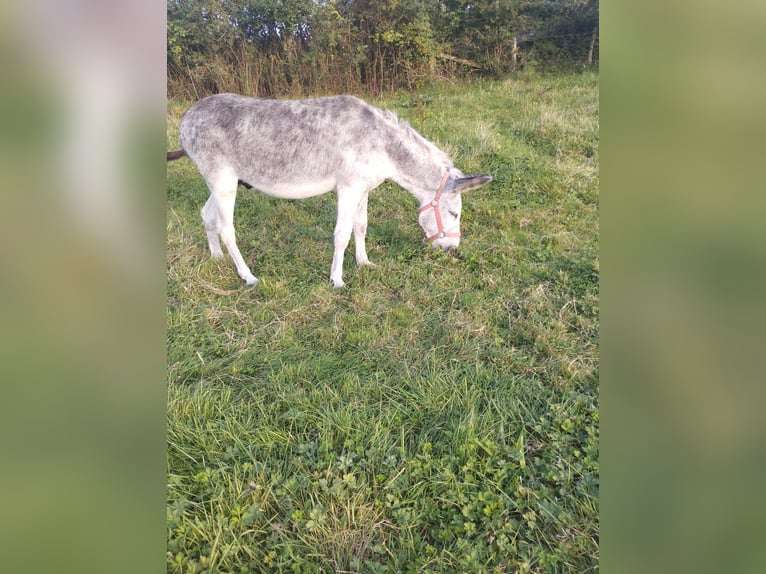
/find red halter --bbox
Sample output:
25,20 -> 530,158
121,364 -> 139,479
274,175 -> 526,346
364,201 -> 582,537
418,172 -> 461,242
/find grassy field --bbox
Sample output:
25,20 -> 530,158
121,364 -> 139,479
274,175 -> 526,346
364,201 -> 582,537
166,72 -> 599,573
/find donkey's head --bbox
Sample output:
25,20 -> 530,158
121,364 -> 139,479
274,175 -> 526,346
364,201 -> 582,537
417,169 -> 492,251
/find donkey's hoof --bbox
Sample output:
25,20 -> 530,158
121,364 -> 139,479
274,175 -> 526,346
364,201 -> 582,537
244,275 -> 259,287
331,278 -> 346,289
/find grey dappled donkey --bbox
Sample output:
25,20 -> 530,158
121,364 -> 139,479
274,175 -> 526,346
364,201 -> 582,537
167,94 -> 492,288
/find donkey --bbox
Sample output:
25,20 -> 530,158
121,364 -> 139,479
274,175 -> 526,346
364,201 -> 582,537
167,94 -> 492,288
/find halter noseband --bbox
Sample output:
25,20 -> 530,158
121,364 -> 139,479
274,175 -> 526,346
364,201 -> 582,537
418,171 -> 461,242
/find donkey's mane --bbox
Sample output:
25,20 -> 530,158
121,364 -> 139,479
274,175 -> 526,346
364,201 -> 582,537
376,107 -> 453,168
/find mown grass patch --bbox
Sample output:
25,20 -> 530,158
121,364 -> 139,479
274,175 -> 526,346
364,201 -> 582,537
167,72 -> 598,572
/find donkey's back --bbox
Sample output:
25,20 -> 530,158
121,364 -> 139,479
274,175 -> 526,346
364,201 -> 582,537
179,94 -> 393,199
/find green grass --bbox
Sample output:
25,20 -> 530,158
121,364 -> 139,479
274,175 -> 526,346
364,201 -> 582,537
167,72 -> 599,573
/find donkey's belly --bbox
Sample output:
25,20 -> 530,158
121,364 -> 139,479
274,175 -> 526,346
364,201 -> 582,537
246,176 -> 337,200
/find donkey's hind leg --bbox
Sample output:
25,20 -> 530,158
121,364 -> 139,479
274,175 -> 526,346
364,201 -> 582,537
201,195 -> 224,258
206,171 -> 258,286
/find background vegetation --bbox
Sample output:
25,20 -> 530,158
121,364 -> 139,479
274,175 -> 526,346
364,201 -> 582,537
167,71 -> 599,571
168,0 -> 598,98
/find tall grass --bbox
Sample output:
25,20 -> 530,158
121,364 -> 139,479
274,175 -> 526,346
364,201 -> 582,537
167,72 -> 598,572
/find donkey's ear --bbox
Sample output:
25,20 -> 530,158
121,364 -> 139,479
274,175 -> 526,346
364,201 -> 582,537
448,173 -> 493,193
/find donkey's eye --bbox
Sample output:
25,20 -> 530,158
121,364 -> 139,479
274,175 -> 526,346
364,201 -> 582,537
448,210 -> 459,218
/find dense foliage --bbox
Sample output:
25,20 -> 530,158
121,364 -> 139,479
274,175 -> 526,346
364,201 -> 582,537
168,0 -> 598,98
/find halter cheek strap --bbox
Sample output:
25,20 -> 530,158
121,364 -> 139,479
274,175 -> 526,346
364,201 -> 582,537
418,172 -> 461,242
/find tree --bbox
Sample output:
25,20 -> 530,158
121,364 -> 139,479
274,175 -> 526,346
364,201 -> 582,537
166,0 -> 599,98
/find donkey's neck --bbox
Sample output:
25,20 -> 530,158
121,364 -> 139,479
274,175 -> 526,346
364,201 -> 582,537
385,131 -> 451,204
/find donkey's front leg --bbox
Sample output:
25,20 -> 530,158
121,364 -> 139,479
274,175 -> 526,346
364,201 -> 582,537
353,190 -> 372,267
330,187 -> 364,288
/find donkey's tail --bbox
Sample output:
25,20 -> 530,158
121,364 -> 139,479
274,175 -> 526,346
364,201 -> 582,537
167,149 -> 186,161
